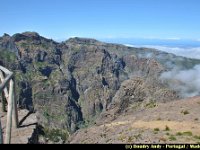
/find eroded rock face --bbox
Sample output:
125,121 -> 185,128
108,77 -> 178,114
0,32 -> 200,135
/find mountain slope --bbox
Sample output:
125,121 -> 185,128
0,32 -> 200,143
69,96 -> 200,144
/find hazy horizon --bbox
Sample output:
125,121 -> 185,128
1,0 -> 200,59
1,0 -> 200,40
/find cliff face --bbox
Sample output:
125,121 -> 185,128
0,32 -> 200,138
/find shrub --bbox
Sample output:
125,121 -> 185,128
181,110 -> 189,115
154,128 -> 160,131
166,132 -> 170,136
157,117 -> 162,121
165,126 -> 170,131
44,128 -> 69,143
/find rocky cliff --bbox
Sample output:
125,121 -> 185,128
1,32 -> 200,142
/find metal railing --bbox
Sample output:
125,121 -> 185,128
0,65 -> 18,144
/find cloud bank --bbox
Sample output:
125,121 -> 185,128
143,45 -> 200,59
124,44 -> 200,59
123,44 -> 200,98
160,65 -> 200,98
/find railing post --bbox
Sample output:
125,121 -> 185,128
0,71 -> 7,112
0,70 -> 9,101
0,86 -> 2,144
1,92 -> 6,112
0,66 -> 18,144
0,117 -> 3,144
5,80 -> 14,144
12,78 -> 18,128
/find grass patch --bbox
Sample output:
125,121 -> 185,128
0,50 -> 16,63
182,131 -> 193,136
176,131 -> 193,136
127,136 -> 134,143
118,134 -> 126,141
193,135 -> 200,140
169,135 -> 177,141
134,133 -> 142,140
176,132 -> 183,136
145,101 -> 157,108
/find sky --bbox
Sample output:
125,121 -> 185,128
1,0 -> 200,41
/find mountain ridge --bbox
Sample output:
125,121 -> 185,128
0,32 -> 200,143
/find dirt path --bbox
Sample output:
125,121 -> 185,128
0,105 -> 37,144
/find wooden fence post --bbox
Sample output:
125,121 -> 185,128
5,80 -> 14,144
1,92 -> 6,112
0,71 -> 8,113
0,117 -> 3,144
0,66 -> 19,144
12,78 -> 18,128
0,71 -> 9,100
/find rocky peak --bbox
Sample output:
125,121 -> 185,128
22,31 -> 40,37
67,37 -> 101,45
11,32 -> 51,44
3,33 -> 10,38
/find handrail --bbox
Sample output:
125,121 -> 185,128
0,65 -> 19,144
0,66 -> 13,75
0,71 -> 9,99
0,73 -> 13,93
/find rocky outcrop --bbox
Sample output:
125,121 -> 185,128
1,32 -> 200,140
108,77 -> 178,114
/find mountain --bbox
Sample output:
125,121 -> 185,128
0,32 -> 200,143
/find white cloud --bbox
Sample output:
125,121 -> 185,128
160,65 -> 200,98
150,46 -> 200,59
125,45 -> 200,59
164,37 -> 181,40
124,44 -> 138,47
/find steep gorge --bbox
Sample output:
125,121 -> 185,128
1,32 -> 200,143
